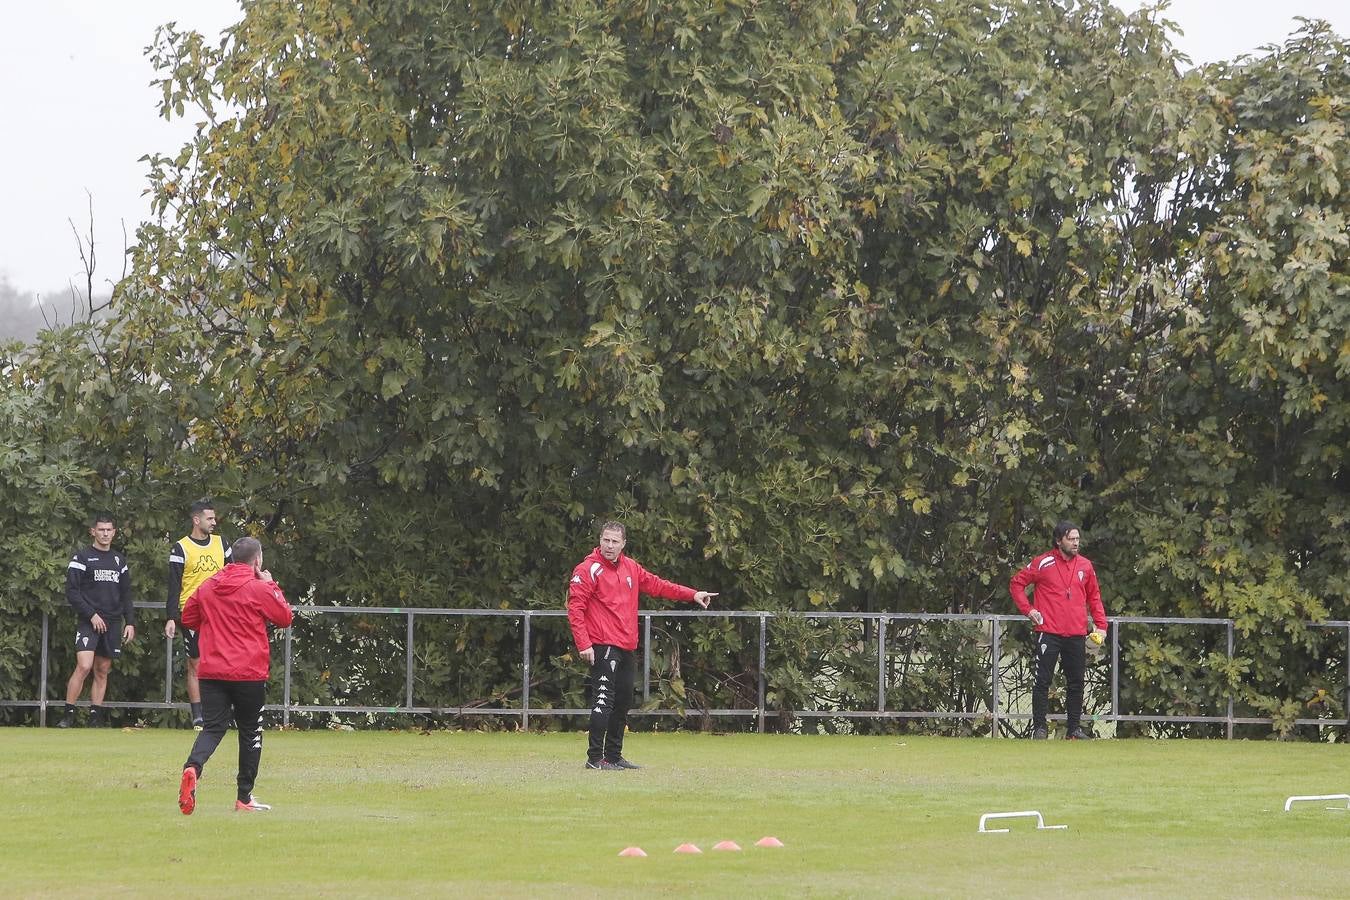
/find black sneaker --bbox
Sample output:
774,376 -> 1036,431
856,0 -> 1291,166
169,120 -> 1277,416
89,711 -> 105,728
1066,729 -> 1093,740
56,713 -> 75,729
609,758 -> 642,770
585,759 -> 620,770
1031,728 -> 1048,740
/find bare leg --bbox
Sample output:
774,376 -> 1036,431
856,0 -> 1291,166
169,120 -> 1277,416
90,656 -> 113,705
186,656 -> 201,704
65,650 -> 95,703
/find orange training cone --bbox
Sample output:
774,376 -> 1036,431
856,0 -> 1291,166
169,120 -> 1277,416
673,843 -> 702,854
755,836 -> 785,848
618,847 -> 647,857
712,841 -> 742,851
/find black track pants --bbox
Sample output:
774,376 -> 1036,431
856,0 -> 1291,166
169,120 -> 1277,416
1032,633 -> 1086,732
184,678 -> 266,803
586,645 -> 635,763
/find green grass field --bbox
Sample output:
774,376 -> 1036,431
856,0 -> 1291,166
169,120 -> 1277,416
4,728 -> 1350,897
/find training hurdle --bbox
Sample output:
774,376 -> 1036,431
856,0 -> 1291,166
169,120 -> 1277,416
1282,794 -> 1350,812
977,810 -> 1068,833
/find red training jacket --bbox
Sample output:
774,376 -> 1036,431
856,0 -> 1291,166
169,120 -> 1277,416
182,562 -> 293,681
567,548 -> 698,652
1009,548 -> 1107,636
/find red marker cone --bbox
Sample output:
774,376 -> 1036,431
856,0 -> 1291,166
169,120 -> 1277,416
712,841 -> 742,851
673,843 -> 702,854
618,847 -> 647,857
755,836 -> 785,848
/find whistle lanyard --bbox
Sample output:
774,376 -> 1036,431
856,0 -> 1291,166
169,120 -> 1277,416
1052,555 -> 1080,601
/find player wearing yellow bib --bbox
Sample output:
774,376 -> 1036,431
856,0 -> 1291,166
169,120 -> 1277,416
164,500 -> 231,728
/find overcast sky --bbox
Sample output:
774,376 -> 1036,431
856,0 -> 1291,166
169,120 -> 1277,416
1,0 -> 1346,300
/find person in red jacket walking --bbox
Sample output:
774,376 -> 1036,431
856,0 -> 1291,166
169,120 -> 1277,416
176,536 -> 293,814
1010,521 -> 1108,740
567,521 -> 717,770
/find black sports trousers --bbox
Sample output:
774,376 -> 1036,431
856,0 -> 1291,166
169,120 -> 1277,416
586,645 -> 635,763
184,679 -> 266,803
1032,632 -> 1087,733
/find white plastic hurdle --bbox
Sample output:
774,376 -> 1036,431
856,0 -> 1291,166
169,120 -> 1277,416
1282,794 -> 1350,812
977,810 -> 1068,833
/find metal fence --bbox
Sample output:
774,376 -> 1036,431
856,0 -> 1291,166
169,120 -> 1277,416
8,602 -> 1350,737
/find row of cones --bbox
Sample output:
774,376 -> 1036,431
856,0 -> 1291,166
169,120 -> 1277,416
619,836 -> 784,857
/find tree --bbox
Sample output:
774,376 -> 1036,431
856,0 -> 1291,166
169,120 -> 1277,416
3,2 -> 1345,734
1117,21 -> 1350,735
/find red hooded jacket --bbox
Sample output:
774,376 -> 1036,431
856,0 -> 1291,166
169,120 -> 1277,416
182,563 -> 293,681
1009,548 -> 1107,637
567,548 -> 698,652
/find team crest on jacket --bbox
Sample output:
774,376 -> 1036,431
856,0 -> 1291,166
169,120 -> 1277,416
1079,571 -> 1085,582
626,576 -> 633,588
571,575 -> 582,584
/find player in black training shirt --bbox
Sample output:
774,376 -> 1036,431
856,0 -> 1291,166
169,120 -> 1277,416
57,514 -> 135,728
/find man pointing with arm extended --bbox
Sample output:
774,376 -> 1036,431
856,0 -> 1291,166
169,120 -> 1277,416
567,521 -> 717,770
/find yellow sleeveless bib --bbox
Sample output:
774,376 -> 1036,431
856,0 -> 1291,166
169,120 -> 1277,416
177,535 -> 227,605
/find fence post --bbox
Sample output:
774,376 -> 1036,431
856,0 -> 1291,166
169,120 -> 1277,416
164,624 -> 174,708
1111,621 -> 1120,731
877,615 -> 887,714
405,611 -> 415,710
39,611 -> 49,728
283,626 -> 293,728
757,614 -> 767,734
522,612 -> 531,731
642,614 -> 651,702
991,617 -> 1001,739
1226,620 -> 1235,740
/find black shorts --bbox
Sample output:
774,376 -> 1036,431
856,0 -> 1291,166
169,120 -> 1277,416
183,627 -> 200,659
75,618 -> 122,658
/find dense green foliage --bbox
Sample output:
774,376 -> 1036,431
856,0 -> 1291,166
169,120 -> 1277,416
2,1 -> 1346,735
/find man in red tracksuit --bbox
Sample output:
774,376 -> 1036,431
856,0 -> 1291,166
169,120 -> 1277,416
1009,520 -> 1108,740
177,536 -> 293,814
567,521 -> 717,769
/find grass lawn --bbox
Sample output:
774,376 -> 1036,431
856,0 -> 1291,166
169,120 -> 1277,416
3,727 -> 1349,897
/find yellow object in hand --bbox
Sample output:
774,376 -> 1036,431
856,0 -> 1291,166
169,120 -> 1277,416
1088,631 -> 1105,646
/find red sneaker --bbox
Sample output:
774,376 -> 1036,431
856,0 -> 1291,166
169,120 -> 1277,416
178,767 -> 198,816
235,796 -> 272,812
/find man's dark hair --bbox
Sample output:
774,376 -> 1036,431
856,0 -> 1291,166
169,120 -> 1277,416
1053,520 -> 1079,543
189,499 -> 215,517
89,512 -> 114,527
599,520 -> 626,539
231,536 -> 263,566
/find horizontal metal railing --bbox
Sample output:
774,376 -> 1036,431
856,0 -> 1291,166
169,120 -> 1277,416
7,602 -> 1350,738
